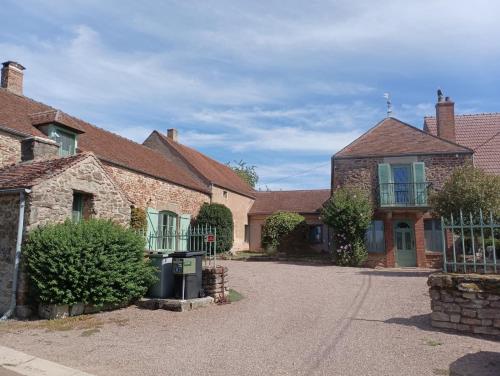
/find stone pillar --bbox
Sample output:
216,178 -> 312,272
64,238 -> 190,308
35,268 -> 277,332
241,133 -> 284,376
414,213 -> 427,268
384,212 -> 395,267
202,266 -> 229,303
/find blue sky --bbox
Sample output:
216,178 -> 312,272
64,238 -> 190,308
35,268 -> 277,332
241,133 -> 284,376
1,1 -> 500,190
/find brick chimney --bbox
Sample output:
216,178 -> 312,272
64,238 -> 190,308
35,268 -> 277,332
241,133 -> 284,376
167,128 -> 178,142
435,90 -> 456,143
1,61 -> 25,95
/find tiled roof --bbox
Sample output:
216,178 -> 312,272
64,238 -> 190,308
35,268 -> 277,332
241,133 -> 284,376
424,114 -> 500,175
335,117 -> 472,159
249,189 -> 331,215
0,88 -> 209,193
152,131 -> 256,198
0,153 -> 90,190
29,110 -> 85,133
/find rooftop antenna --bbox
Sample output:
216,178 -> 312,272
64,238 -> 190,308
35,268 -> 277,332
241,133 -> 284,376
383,92 -> 393,117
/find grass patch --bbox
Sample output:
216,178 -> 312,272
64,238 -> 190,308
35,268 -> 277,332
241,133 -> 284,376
228,289 -> 244,302
80,328 -> 101,337
424,338 -> 443,347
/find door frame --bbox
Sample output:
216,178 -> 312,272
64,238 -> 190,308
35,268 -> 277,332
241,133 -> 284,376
393,219 -> 416,267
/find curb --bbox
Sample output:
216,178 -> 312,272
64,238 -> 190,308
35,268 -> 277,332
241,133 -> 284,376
0,345 -> 95,376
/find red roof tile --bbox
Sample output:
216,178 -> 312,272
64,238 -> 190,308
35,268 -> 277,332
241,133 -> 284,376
335,117 -> 472,159
29,110 -> 85,133
0,88 -> 209,193
152,131 -> 255,198
424,114 -> 500,175
249,189 -> 331,215
0,153 -> 90,189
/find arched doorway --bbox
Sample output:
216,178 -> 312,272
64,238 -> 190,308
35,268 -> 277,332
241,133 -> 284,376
394,220 -> 416,267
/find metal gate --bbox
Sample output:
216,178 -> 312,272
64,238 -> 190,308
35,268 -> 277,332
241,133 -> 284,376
441,209 -> 500,274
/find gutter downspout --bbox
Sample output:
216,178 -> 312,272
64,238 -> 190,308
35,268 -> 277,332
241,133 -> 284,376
0,188 -> 30,321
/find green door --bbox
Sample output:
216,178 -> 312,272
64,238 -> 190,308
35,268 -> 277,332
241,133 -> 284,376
394,220 -> 416,267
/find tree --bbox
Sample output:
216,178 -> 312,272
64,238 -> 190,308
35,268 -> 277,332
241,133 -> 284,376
261,211 -> 310,254
321,188 -> 373,266
430,165 -> 500,219
195,203 -> 234,253
228,160 -> 259,188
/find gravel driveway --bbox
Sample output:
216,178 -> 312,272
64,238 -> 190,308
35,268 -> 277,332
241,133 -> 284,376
1,261 -> 499,376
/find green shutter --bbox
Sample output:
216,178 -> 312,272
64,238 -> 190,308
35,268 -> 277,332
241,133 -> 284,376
378,163 -> 392,206
178,214 -> 191,251
412,162 -> 427,205
146,208 -> 159,251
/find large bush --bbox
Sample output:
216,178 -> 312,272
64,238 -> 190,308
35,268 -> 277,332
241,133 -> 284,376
195,203 -> 234,253
261,211 -> 309,253
24,219 -> 157,307
321,188 -> 373,266
430,165 -> 500,219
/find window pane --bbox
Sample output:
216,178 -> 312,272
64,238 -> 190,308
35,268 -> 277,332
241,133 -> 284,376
72,193 -> 83,222
365,220 -> 385,253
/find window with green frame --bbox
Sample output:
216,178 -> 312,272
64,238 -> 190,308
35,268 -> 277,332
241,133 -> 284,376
424,219 -> 443,252
365,220 -> 385,253
48,124 -> 77,156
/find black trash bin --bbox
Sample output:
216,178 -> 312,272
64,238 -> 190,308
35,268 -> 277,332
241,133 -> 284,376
171,251 -> 204,300
147,254 -> 174,298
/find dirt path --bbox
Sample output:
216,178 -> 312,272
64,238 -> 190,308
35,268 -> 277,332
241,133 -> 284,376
0,261 -> 499,375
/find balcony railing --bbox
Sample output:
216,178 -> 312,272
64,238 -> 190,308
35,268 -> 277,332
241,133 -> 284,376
378,182 -> 432,207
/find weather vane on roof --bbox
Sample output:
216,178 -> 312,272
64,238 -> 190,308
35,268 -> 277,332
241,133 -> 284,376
383,92 -> 393,117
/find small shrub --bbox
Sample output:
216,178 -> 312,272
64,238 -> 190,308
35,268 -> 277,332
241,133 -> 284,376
321,188 -> 373,266
195,203 -> 234,253
261,211 -> 309,254
130,207 -> 147,231
24,219 -> 157,307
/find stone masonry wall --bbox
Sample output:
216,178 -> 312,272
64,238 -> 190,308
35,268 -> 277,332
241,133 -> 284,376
0,131 -> 21,168
104,164 -> 210,217
212,186 -> 254,252
28,156 -> 130,229
428,273 -> 500,337
332,153 -> 472,204
0,194 -> 21,314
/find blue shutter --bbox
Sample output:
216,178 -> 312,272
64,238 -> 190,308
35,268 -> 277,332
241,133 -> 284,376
412,162 -> 426,205
378,163 -> 392,206
178,214 -> 191,251
146,208 -> 159,251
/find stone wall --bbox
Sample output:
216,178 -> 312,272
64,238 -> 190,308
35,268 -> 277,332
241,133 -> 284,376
202,266 -> 228,302
0,131 -> 21,168
104,164 -> 210,217
28,155 -> 130,229
332,153 -> 472,204
21,137 -> 59,162
211,186 -> 254,252
0,194 -> 21,314
428,273 -> 500,336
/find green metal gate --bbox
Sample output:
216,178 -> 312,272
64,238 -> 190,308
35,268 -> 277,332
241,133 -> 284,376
441,209 -> 500,274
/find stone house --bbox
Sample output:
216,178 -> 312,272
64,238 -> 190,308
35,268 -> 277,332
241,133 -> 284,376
143,130 -> 256,251
248,190 -> 331,252
332,95 -> 475,268
0,152 -> 131,316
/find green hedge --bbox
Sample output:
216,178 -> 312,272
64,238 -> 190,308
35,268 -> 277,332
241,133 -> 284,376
195,203 -> 234,253
262,211 -> 309,253
24,219 -> 157,307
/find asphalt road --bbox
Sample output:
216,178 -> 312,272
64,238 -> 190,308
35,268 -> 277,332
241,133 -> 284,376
1,261 -> 499,375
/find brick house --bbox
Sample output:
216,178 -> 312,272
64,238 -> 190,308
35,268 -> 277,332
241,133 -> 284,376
248,190 -> 331,252
332,96 -> 474,268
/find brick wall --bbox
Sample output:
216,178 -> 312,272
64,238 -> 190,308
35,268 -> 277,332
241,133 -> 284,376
104,164 -> 210,217
0,131 -> 21,168
211,186 -> 254,252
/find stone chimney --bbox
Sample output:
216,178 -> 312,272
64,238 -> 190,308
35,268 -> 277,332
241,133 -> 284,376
21,137 -> 59,162
435,90 -> 456,143
167,128 -> 178,142
1,61 -> 25,95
